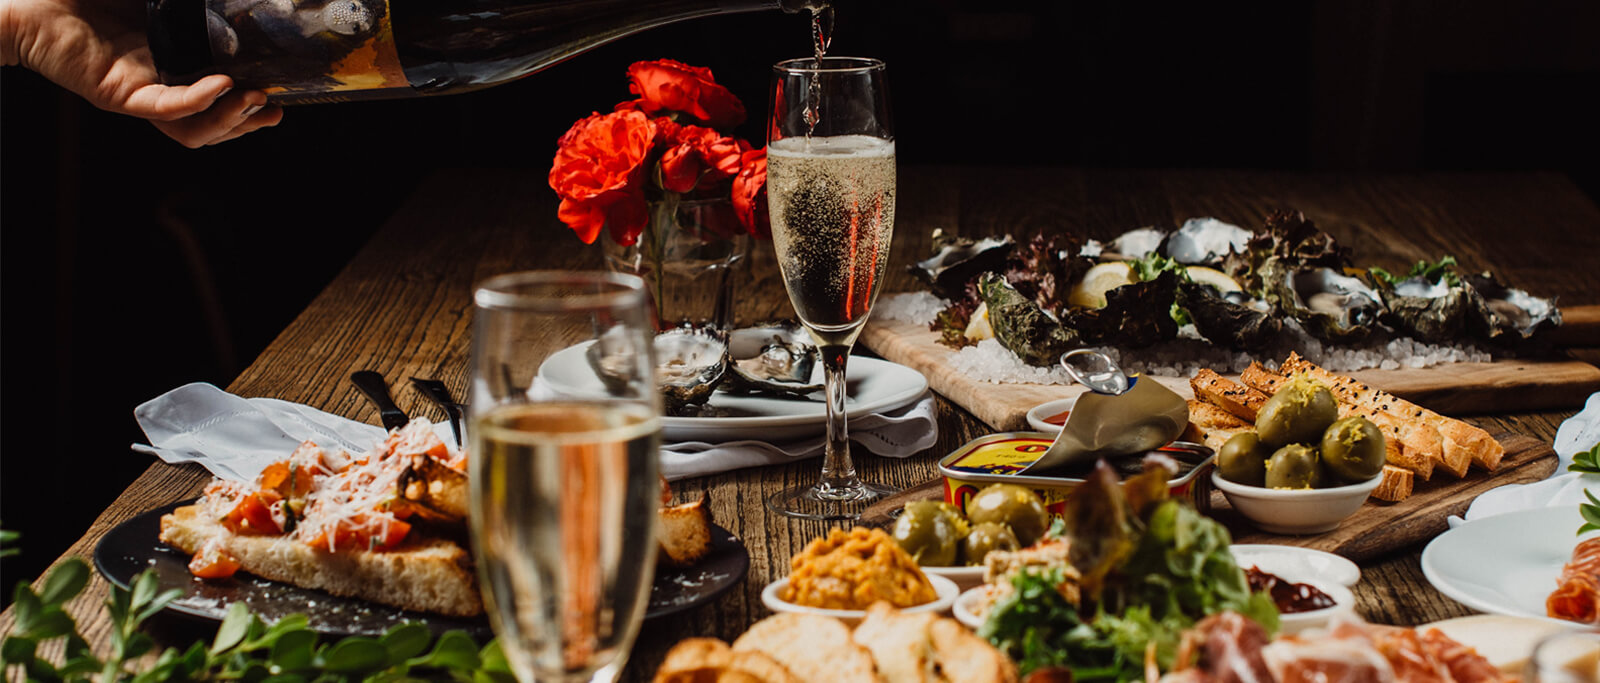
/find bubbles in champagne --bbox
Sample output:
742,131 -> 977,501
766,135 -> 896,336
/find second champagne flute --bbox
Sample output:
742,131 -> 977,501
764,56 -> 898,520
467,271 -> 660,682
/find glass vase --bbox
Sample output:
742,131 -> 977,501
603,196 -> 751,331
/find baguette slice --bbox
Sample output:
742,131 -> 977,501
1190,368 -> 1270,422
656,638 -> 800,683
1184,399 -> 1253,453
159,504 -> 481,617
1371,465 -> 1415,503
733,613 -> 880,683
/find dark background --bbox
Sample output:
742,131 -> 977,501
3,0 -> 1598,589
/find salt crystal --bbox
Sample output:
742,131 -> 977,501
875,292 -> 947,327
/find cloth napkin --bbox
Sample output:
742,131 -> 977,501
131,382 -> 938,483
1448,391 -> 1600,527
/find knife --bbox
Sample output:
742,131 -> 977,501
410,377 -> 466,446
351,371 -> 410,432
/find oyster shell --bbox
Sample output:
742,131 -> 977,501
908,232 -> 1015,300
1104,227 -> 1167,260
647,326 -> 730,415
1164,217 -> 1251,267
1176,279 -> 1282,350
722,324 -> 823,397
1265,264 -> 1385,342
1376,275 -> 1471,344
1464,272 -> 1561,346
977,272 -> 1084,366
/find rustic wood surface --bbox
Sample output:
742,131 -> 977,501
862,317 -> 1600,432
4,167 -> 1599,679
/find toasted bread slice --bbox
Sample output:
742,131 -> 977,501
659,495 -> 714,568
1184,400 -> 1253,453
159,504 -> 481,617
851,603 -> 1016,683
655,638 -> 800,683
733,613 -> 880,683
1371,465 -> 1415,502
1190,369 -> 1269,422
1239,362 -> 1290,397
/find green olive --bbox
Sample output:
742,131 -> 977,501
961,522 -> 1020,566
1218,431 -> 1270,487
890,500 -> 967,566
1320,416 -> 1386,483
1255,378 -> 1339,448
1264,443 -> 1324,489
965,484 -> 1050,547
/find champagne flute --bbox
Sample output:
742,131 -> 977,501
764,56 -> 898,520
467,271 -> 660,682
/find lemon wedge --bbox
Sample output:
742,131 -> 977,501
1185,266 -> 1242,293
964,302 -> 994,341
1068,262 -> 1137,309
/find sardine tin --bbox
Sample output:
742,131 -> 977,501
938,432 -> 1215,517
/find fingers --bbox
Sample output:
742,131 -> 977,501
121,74 -> 237,120
150,87 -> 283,147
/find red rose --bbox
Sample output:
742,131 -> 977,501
732,148 -> 770,238
626,59 -> 746,130
659,122 -> 751,194
549,110 -> 657,245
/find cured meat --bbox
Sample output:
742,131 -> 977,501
1548,537 -> 1600,624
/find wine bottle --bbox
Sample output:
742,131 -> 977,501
147,0 -> 825,105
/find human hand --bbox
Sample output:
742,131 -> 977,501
3,0 -> 283,147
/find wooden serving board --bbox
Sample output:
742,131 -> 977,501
860,316 -> 1600,433
860,432 -> 1556,562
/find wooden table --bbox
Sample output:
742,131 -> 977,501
6,167 -> 1599,678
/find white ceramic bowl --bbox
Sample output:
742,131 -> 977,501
1274,576 -> 1357,636
952,586 -> 992,630
1230,544 -> 1361,587
1212,471 -> 1381,535
761,573 -> 960,625
921,565 -> 986,593
1024,397 -> 1077,434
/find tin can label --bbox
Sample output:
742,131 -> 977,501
943,437 -> 1054,476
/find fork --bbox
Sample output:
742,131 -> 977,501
410,377 -> 466,446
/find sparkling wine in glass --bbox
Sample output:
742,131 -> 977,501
764,56 -> 898,520
468,271 -> 661,682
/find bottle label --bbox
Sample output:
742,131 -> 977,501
204,0 -> 407,95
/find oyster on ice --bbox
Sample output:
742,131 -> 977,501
1264,265 -> 1385,342
1176,279 -> 1282,350
908,232 -> 1015,300
1103,227 -> 1167,260
1164,217 -> 1251,267
1376,275 -> 1472,344
1465,272 -> 1561,346
721,323 -> 823,398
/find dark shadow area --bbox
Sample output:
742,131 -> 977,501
3,0 -> 1597,590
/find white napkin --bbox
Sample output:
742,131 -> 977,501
131,382 -> 937,483
1450,391 -> 1600,527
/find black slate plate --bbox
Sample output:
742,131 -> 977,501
94,500 -> 749,638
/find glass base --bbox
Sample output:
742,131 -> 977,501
765,481 -> 899,521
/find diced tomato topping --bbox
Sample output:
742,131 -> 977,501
221,491 -> 283,535
188,541 -> 241,579
386,421 -> 450,462
303,514 -> 411,552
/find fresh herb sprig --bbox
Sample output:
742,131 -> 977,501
1368,255 -> 1460,287
2,558 -> 514,682
1565,443 -> 1600,536
1569,442 -> 1600,475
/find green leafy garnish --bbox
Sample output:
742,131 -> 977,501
978,569 -> 1130,681
1,557 -> 515,682
1580,489 -> 1600,536
1569,442 -> 1600,474
1369,255 -> 1460,287
0,528 -> 17,559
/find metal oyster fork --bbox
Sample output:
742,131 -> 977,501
410,377 -> 466,446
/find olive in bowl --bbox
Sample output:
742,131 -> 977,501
1213,472 -> 1383,534
965,483 -> 1050,548
890,501 -> 968,567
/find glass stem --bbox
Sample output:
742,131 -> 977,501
817,343 -> 861,495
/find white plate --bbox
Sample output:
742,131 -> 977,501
537,342 -> 929,441
1230,545 -> 1361,588
1421,506 -> 1595,624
